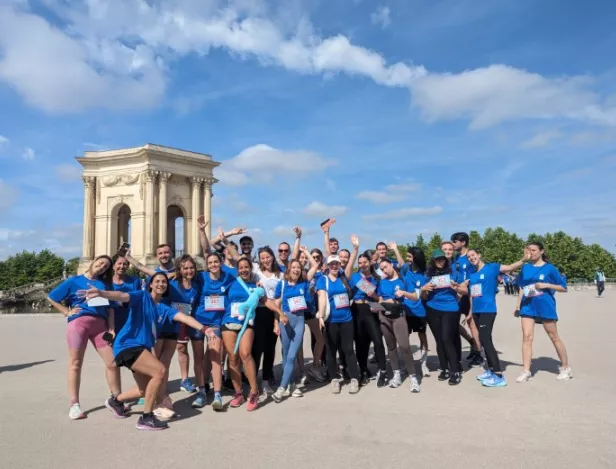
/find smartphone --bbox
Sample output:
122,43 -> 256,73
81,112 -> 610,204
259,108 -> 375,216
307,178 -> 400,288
320,218 -> 331,228
117,242 -> 130,257
103,332 -> 115,345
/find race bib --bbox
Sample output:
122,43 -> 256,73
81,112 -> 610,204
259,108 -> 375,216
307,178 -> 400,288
356,278 -> 376,295
470,284 -> 483,298
204,295 -> 225,311
288,296 -> 308,313
523,284 -> 543,298
171,302 -> 192,314
431,275 -> 452,289
415,288 -> 421,299
333,293 -> 350,309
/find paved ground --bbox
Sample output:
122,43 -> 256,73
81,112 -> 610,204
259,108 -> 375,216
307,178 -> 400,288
1,291 -> 614,469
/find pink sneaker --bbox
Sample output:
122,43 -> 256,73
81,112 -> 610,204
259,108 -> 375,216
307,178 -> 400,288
247,392 -> 259,412
229,393 -> 245,408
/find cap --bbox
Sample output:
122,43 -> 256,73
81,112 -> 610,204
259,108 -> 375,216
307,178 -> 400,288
326,255 -> 341,265
431,249 -> 446,259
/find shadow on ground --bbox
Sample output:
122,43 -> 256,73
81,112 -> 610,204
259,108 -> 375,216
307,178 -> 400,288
0,359 -> 55,373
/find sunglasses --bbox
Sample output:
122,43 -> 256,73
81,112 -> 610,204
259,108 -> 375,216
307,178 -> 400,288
278,249 -> 289,253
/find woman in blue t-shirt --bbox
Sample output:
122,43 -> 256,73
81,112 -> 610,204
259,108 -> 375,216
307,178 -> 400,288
80,272 -> 212,431
514,242 -> 571,383
420,249 -> 468,386
466,249 -> 526,388
317,253 -> 360,395
272,248 -> 319,402
111,255 -> 143,334
47,255 -> 120,421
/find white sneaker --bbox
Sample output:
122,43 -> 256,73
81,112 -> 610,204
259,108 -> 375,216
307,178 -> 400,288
262,382 -> 274,396
420,352 -> 430,377
389,370 -> 403,388
291,386 -> 304,398
68,403 -> 86,420
409,375 -> 420,393
272,387 -> 285,403
556,366 -> 573,381
330,378 -> 341,394
516,370 -> 532,383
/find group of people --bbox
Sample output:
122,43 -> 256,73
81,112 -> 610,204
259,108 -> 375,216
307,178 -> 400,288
47,217 -> 573,431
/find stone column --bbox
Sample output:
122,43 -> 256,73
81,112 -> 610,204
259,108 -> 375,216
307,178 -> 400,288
144,170 -> 158,257
158,172 -> 171,245
81,176 -> 96,260
190,177 -> 204,256
203,178 -> 214,241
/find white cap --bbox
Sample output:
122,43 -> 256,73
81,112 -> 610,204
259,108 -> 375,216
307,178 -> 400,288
326,255 -> 341,265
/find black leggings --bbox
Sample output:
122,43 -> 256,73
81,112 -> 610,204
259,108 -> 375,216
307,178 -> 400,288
325,320 -> 359,381
353,303 -> 387,373
426,306 -> 462,373
474,313 -> 500,373
251,306 -> 277,381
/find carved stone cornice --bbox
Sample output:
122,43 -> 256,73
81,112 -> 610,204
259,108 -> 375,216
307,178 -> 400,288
159,172 -> 172,182
144,170 -> 159,183
82,176 -> 96,188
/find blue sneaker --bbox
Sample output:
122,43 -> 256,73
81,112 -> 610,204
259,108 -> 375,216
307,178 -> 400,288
181,379 -> 197,393
191,391 -> 207,408
137,398 -> 145,406
482,375 -> 507,387
212,393 -> 223,412
476,370 -> 494,381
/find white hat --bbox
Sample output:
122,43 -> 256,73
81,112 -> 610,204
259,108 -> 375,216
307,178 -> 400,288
326,255 -> 341,265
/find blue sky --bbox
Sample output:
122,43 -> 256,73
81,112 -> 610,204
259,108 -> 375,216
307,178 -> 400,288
0,0 -> 615,259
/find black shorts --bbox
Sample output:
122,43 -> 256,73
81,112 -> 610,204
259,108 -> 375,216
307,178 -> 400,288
406,316 -> 427,333
304,310 -> 316,321
157,332 -> 178,341
114,347 -> 146,371
459,295 -> 471,316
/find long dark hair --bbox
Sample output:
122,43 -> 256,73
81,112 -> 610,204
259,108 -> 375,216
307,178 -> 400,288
310,248 -> 324,269
257,246 -> 281,275
358,253 -> 379,279
147,272 -> 170,298
527,242 -> 550,262
87,255 -> 113,289
426,257 -> 451,277
409,247 -> 427,274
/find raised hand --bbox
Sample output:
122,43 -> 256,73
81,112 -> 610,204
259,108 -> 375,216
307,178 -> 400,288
351,234 -> 359,248
389,241 -> 398,250
197,215 -> 208,231
293,226 -> 302,238
230,227 -> 246,236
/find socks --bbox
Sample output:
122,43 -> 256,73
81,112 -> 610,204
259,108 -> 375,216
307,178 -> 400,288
214,391 -> 222,400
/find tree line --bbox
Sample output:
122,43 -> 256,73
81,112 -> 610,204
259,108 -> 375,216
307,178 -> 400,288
0,228 -> 613,290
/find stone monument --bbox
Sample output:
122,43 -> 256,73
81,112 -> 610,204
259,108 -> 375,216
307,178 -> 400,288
76,144 -> 219,273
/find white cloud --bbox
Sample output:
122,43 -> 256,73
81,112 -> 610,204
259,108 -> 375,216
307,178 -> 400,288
21,147 -> 35,160
356,190 -> 403,204
521,129 -> 563,148
384,182 -> 422,192
303,201 -> 348,217
371,6 -> 391,29
0,179 -> 18,211
215,144 -> 336,185
362,206 -> 443,221
0,135 -> 8,146
55,164 -> 82,181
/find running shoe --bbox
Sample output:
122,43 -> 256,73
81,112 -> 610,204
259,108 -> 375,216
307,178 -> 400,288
349,378 -> 360,394
376,370 -> 388,388
466,350 -> 477,361
330,378 -> 341,394
247,392 -> 259,411
516,370 -> 532,383
191,391 -> 207,408
468,353 -> 485,368
409,375 -> 420,393
105,396 -> 129,419
299,375 -> 309,386
180,379 -> 197,393
389,370 -> 403,388
137,397 -> 145,406
448,372 -> 462,386
212,393 -> 223,411
272,387 -> 285,403
359,372 -> 369,387
476,370 -> 494,381
482,375 -> 507,387
307,366 -> 327,383
230,393 -> 245,408
291,386 -> 303,398
364,368 -> 375,380
420,352 -> 430,377
136,413 -> 168,431
262,381 -> 274,396
556,366 -> 573,381
68,403 -> 86,420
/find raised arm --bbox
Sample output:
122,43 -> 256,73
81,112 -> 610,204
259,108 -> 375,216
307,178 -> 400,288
217,227 -> 241,262
302,245 -> 319,281
345,234 -> 359,279
125,251 -> 158,278
291,226 -> 302,261
322,218 -> 335,257
80,285 -> 131,304
197,215 -> 211,254
389,241 -> 404,268
500,248 -> 530,273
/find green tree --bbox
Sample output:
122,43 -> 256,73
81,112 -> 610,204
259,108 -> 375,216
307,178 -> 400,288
0,250 -> 65,290
427,233 -> 443,255
65,257 -> 80,276
414,234 -> 428,252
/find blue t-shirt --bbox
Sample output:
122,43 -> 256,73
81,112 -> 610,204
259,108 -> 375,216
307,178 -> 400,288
221,279 -> 258,326
403,271 -> 427,317
316,275 -> 352,323
424,270 -> 463,312
453,254 -> 476,282
517,263 -> 566,320
112,290 -> 178,357
168,277 -> 201,316
468,263 -> 501,314
350,272 -> 379,301
278,262 -> 287,273
194,271 -> 235,326
221,264 -> 238,277
274,280 -> 311,314
49,275 -> 110,323
377,277 -> 406,301
112,275 -> 142,333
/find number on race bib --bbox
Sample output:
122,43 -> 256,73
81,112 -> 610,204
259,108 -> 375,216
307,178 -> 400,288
333,293 -> 350,309
431,275 -> 452,289
204,295 -> 225,311
470,284 -> 483,298
288,296 -> 308,313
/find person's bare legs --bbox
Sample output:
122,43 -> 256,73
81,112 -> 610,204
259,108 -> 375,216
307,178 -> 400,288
191,340 -> 205,388
222,332 -> 243,394
67,347 -> 86,405
95,344 -> 121,397
467,315 -> 482,351
176,342 -> 190,382
155,339 -> 177,406
207,337 -> 223,394
521,318 -> 535,371
238,329 -> 258,395
543,321 -> 569,367
117,351 -> 166,414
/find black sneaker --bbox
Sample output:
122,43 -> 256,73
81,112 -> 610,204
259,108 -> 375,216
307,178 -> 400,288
359,372 -> 370,387
364,368 -> 375,380
437,370 -> 451,381
105,396 -> 129,419
468,354 -> 485,368
376,370 -> 388,388
136,413 -> 168,431
448,372 -> 462,386
466,350 -> 477,360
